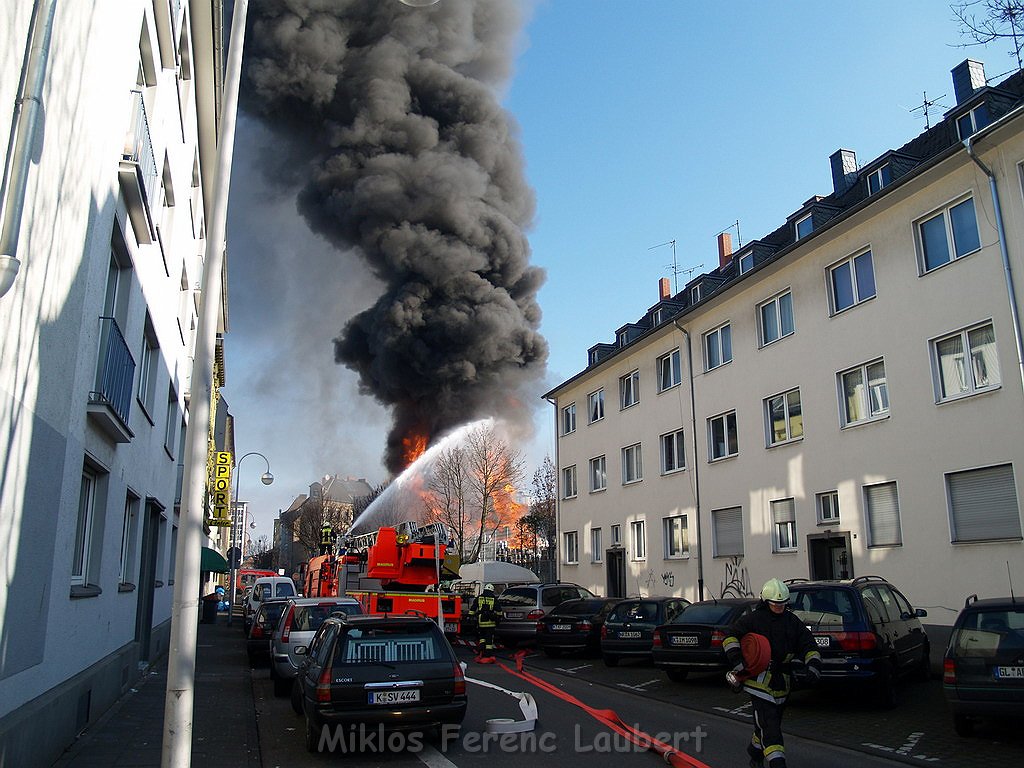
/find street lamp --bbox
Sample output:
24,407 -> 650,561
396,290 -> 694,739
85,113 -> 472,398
399,0 -> 441,6
227,451 -> 273,626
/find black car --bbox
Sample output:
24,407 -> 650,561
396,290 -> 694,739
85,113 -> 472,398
943,595 -> 1024,736
495,583 -> 596,645
601,596 -> 690,666
294,613 -> 467,753
536,598 -> 622,657
787,576 -> 930,706
653,598 -> 760,682
246,598 -> 289,666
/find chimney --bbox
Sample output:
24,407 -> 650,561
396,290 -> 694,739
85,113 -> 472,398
658,277 -> 671,300
829,149 -> 858,195
717,232 -> 732,270
952,59 -> 986,105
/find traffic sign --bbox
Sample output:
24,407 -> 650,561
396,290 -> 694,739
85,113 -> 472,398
226,546 -> 242,569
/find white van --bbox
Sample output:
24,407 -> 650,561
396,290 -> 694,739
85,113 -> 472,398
244,576 -> 296,632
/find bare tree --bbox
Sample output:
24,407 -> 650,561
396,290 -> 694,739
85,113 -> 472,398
293,478 -> 356,558
953,1 -> 1024,70
249,535 -> 276,570
426,444 -> 471,562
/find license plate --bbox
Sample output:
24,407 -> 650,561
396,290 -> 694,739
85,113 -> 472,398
618,631 -> 641,639
671,635 -> 699,646
996,666 -> 1024,678
369,689 -> 420,705
551,624 -> 572,631
444,622 -> 458,633
505,612 -> 523,619
814,636 -> 830,648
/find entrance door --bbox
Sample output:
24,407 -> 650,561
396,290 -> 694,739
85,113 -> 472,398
606,548 -> 626,598
807,532 -> 852,580
135,505 -> 160,661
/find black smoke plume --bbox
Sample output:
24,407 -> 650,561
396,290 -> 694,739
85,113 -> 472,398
241,0 -> 548,474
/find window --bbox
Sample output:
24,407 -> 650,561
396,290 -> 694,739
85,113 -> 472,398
864,481 -> 902,547
758,290 -> 795,346
947,464 -> 1022,543
917,197 -> 981,272
562,403 -> 576,435
657,348 -> 681,391
164,385 -> 178,455
867,165 -> 891,195
708,411 -> 738,460
587,389 -> 605,423
651,308 -> 664,325
591,528 -> 603,562
611,524 -> 621,545
664,515 -> 689,558
691,284 -> 702,303
168,524 -> 178,583
589,455 -> 607,492
739,252 -> 754,274
119,492 -> 140,585
817,491 -> 840,524
617,330 -> 628,346
622,443 -> 643,484
765,388 -> 802,446
829,250 -> 876,314
933,322 -> 1000,401
712,507 -> 744,557
563,531 -> 579,564
73,468 -> 100,585
771,498 -> 797,552
704,323 -> 732,371
839,359 -> 889,426
620,370 -> 640,409
660,429 -> 686,474
795,213 -> 813,239
956,103 -> 991,139
630,520 -> 646,560
561,465 -> 578,499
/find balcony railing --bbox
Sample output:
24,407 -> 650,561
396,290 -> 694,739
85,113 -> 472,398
119,90 -> 159,243
89,316 -> 136,433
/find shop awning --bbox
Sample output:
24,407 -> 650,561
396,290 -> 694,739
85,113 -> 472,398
200,546 -> 229,573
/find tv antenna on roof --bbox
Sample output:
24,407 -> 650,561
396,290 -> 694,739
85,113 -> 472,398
908,91 -> 947,129
648,239 -> 680,293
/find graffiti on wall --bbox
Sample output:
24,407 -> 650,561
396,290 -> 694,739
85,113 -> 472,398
716,556 -> 755,599
661,571 -> 675,588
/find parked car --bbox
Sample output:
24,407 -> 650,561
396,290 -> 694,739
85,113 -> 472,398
293,613 -> 467,753
653,597 -> 761,681
943,594 -> 1024,736
786,575 -> 930,706
536,598 -> 622,657
246,598 -> 290,666
601,596 -> 690,667
495,583 -> 596,646
244,576 -> 297,633
269,597 -> 362,696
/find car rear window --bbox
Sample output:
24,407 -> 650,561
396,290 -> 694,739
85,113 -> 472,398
260,602 -> 287,625
609,601 -> 660,622
790,588 -> 858,626
334,624 -> 445,664
555,600 -> 605,616
498,588 -> 536,607
951,608 -> 1024,659
672,603 -> 739,625
294,604 -> 359,632
276,582 -> 295,597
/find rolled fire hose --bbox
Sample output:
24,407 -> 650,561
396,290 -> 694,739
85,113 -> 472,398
462,663 -> 538,732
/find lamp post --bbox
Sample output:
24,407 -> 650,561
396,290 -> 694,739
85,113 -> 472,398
227,451 -> 273,626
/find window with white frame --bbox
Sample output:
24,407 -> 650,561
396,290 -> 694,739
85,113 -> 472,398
917,197 -> 981,272
563,531 -> 579,564
622,443 -> 643,484
611,524 -> 621,545
617,329 -> 629,346
661,428 -> 686,474
657,348 -> 681,392
864,481 -> 902,547
562,402 -> 576,435
817,490 -> 840,525
771,498 -> 797,552
739,252 -> 754,274
620,370 -> 640,409
119,492 -> 140,585
562,465 -> 578,499
829,250 -> 876,314
691,284 -> 702,303
630,520 -> 646,560
839,359 -> 889,426
932,322 -> 1000,401
591,528 -> 603,562
758,290 -> 795,346
704,323 -> 732,371
867,165 -> 891,195
956,103 -> 991,139
169,524 -> 178,583
946,463 -> 1022,543
712,507 -> 744,557
765,388 -> 802,446
795,213 -> 813,239
138,323 -> 159,416
589,455 -> 607,492
663,515 -> 689,558
651,308 -> 664,325
708,411 -> 738,460
588,389 -> 605,423
73,468 -> 99,585
164,384 -> 178,455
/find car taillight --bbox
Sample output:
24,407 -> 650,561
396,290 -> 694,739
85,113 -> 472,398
251,623 -> 264,639
536,621 -> 545,633
281,607 -> 294,644
315,666 -> 332,703
943,658 -> 956,685
526,609 -> 545,620
652,631 -> 662,649
833,631 -> 878,652
601,625 -> 608,639
577,620 -> 592,632
453,663 -> 466,696
710,630 -> 725,648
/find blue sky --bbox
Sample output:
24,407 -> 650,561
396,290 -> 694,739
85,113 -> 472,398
225,0 -> 1016,543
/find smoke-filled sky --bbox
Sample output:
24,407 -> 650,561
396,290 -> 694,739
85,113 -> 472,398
225,0 -> 1013,539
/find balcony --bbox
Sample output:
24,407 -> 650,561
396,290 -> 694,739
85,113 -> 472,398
87,317 -> 136,443
118,90 -> 159,244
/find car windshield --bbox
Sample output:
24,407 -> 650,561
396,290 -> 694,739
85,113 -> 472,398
294,604 -> 359,632
334,624 -> 445,664
790,588 -> 857,626
498,589 -> 536,607
951,608 -> 1024,659
672,603 -> 738,625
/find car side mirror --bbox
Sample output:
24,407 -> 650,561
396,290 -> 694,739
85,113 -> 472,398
295,645 -> 308,655
915,608 -> 928,618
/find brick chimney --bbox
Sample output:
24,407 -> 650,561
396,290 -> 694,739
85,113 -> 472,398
718,232 -> 732,270
952,59 -> 986,105
658,277 -> 671,300
830,149 -> 858,195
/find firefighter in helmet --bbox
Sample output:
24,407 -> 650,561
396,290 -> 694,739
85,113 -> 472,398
470,583 -> 498,660
723,578 -> 822,768
319,523 -> 335,557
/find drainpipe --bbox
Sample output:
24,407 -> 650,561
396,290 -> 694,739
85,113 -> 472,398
544,395 -> 560,584
0,0 -> 59,298
673,320 -> 705,601
964,137 -> 1024,398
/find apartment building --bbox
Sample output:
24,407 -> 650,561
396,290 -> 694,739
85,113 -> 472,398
0,2 -> 227,765
545,60 -> 1024,634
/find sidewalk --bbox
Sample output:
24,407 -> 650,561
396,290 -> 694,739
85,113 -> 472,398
53,615 -> 260,768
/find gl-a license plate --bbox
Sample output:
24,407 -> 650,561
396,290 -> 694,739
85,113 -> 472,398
369,689 -> 420,705
995,666 -> 1024,678
618,631 -> 641,639
814,636 -> 831,648
671,635 -> 699,646
551,624 -> 572,631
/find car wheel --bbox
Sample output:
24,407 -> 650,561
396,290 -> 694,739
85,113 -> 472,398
304,714 -> 320,753
666,668 -> 689,682
544,648 -> 562,658
953,713 -> 975,737
273,674 -> 292,697
875,665 -> 898,709
290,679 -> 304,716
603,654 -> 619,667
914,643 -> 931,682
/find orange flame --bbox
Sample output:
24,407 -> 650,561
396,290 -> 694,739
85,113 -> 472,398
401,431 -> 429,468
